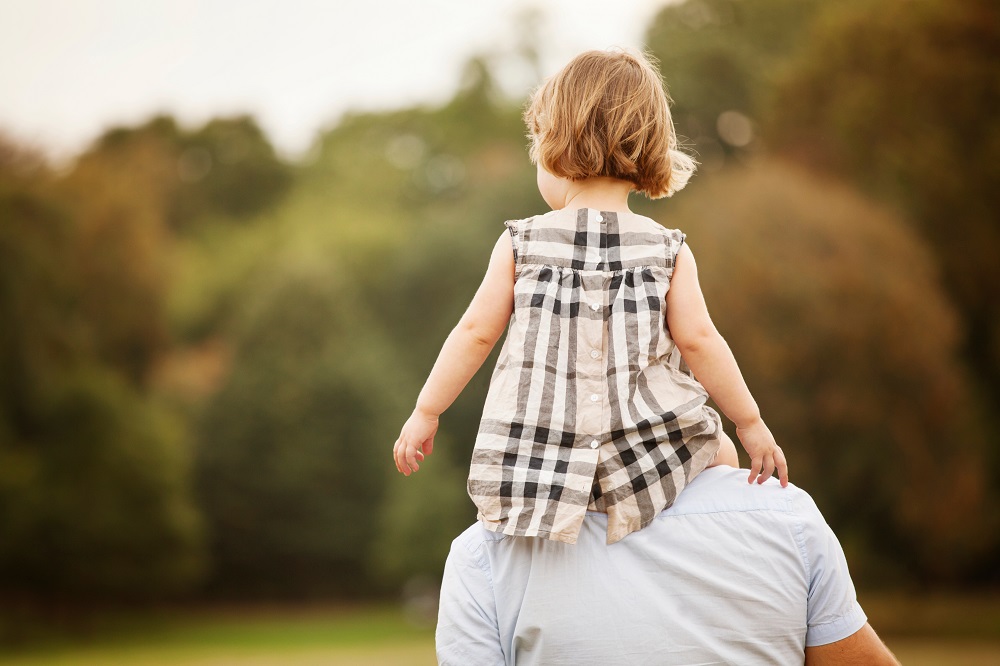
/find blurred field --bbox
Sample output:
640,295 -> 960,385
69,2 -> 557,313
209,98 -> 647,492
1,594 -> 998,665
0,604 -> 437,666
6,640 -> 1000,666
2,644 -> 436,666
887,640 -> 1000,666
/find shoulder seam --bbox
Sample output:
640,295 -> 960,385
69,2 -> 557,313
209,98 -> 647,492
788,491 -> 813,591
666,228 -> 687,278
502,220 -> 521,276
455,528 -> 496,587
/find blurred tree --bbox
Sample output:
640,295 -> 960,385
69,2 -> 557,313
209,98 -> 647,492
0,365 -> 205,601
644,0 -> 860,171
0,134 -> 206,605
175,116 -> 294,224
55,132 -> 176,386
193,260 -> 408,599
370,431 -> 474,592
650,157 -> 995,584
183,66 -> 543,598
95,114 -> 293,232
762,0 -> 1000,484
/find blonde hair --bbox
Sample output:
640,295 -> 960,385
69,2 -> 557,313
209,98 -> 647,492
523,47 -> 697,199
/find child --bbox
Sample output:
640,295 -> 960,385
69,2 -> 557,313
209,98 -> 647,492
392,47 -> 788,546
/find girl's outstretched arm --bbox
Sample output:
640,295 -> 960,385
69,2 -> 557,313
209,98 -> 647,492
666,242 -> 789,487
393,231 -> 515,475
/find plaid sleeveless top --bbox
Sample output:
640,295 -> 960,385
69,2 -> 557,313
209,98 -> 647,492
469,207 -> 724,545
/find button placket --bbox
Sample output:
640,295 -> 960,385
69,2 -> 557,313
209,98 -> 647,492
580,268 -> 606,455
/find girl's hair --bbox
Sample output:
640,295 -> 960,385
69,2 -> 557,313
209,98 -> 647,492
523,47 -> 697,199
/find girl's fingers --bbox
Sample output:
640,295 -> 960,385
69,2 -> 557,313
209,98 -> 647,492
393,438 -> 403,474
748,457 -> 762,484
404,446 -> 420,474
775,448 -> 789,487
394,434 -> 409,472
394,429 -> 434,476
758,456 -> 775,484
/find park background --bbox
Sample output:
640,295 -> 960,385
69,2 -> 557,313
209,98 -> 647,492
1,0 -> 998,663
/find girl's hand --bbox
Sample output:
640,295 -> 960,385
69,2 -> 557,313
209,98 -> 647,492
735,417 -> 789,487
393,408 -> 439,476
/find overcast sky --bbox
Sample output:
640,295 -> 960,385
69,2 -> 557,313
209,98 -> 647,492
0,0 -> 677,166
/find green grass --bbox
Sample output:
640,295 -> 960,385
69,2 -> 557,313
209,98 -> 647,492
0,603 -> 437,666
1,595 -> 999,665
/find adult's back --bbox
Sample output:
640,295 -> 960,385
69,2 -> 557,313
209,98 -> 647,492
436,466 -> 898,665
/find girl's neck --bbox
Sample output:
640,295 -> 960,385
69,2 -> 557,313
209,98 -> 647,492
560,176 -> 634,213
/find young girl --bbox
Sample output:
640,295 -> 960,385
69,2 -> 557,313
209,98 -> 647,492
392,47 -> 788,546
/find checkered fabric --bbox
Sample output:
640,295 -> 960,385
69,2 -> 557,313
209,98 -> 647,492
469,207 -> 724,545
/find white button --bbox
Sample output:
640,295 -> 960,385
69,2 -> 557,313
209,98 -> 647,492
596,214 -> 604,223
590,302 -> 600,311
590,349 -> 600,359
590,394 -> 599,402
590,439 -> 599,449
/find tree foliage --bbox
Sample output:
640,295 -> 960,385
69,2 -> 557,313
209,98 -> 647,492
0,136 -> 205,603
94,114 -> 293,232
763,0 -> 1000,449
644,0 -> 862,169
193,259 -> 407,599
651,158 -> 995,582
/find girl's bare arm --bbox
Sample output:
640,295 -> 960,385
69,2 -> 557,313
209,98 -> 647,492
414,231 -> 515,417
665,242 -> 788,486
394,232 -> 514,475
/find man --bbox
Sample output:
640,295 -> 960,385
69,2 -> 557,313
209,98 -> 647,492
436,466 -> 899,665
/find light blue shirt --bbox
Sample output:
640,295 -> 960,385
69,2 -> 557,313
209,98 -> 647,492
436,466 -> 867,665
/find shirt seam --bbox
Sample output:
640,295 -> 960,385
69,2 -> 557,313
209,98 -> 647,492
512,261 -> 672,273
503,219 -> 522,280
805,603 -> 868,647
789,493 -> 813,592
649,505 -> 796,520
459,530 -> 496,588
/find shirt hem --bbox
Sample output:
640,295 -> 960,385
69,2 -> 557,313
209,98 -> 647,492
805,602 -> 869,647
478,517 -> 581,545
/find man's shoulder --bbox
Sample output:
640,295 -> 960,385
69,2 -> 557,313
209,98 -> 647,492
449,520 -> 510,568
667,466 -> 822,520
449,468 -> 828,562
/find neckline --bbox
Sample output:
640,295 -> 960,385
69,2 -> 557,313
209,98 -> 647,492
570,207 -> 634,215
